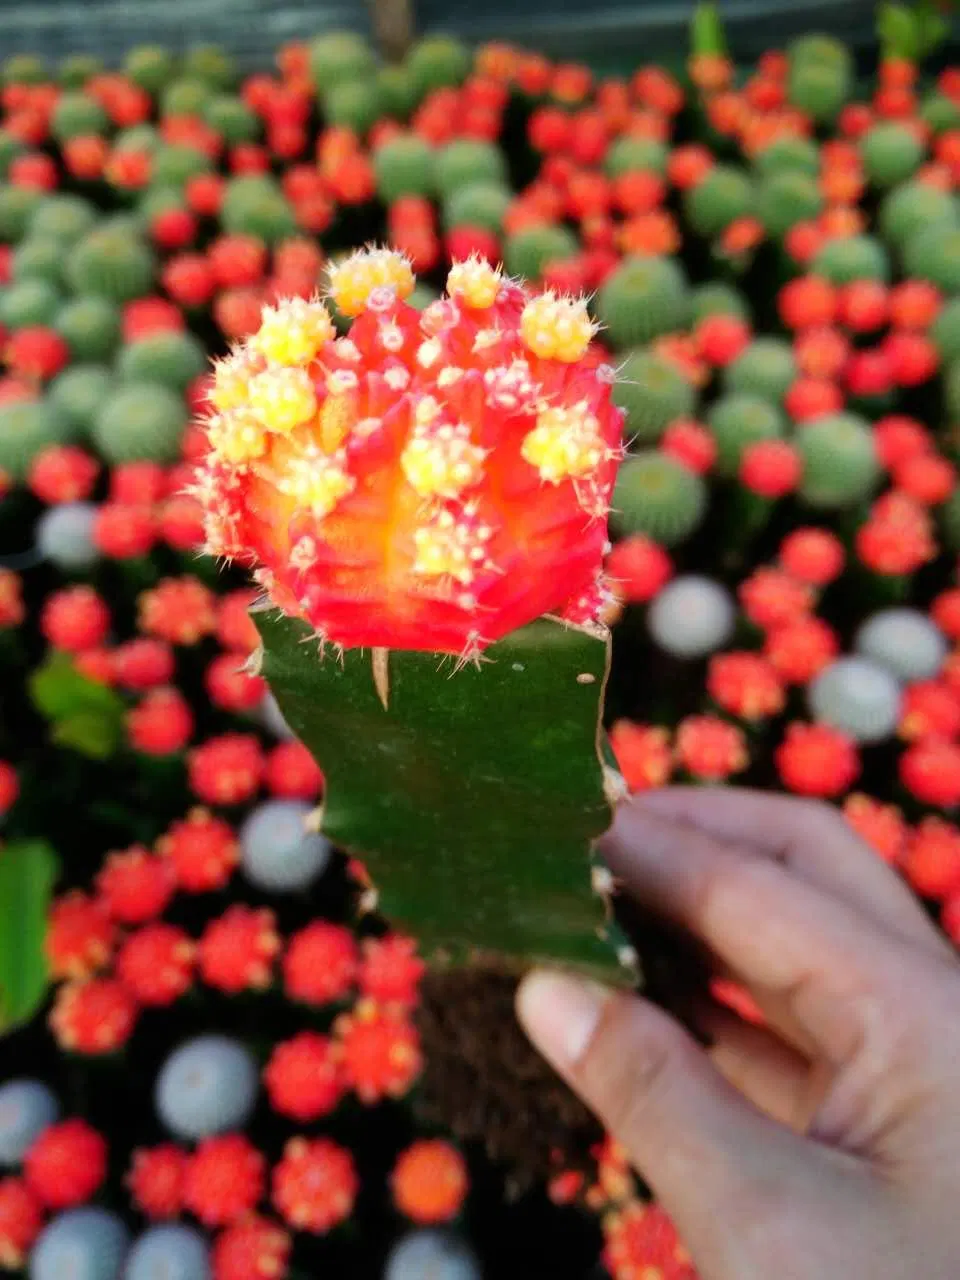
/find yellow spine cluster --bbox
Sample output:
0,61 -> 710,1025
520,292 -> 597,363
412,510 -> 494,584
251,297 -> 336,366
521,404 -> 606,483
273,440 -> 356,518
247,367 -> 319,435
327,247 -> 415,318
209,347 -> 265,414
206,409 -> 270,466
446,255 -> 503,309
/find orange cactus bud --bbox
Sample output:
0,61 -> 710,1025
192,247 -> 624,656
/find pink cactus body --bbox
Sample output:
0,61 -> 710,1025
192,248 -> 624,656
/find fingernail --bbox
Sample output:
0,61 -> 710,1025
516,969 -> 610,1069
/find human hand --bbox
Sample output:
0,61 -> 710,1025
516,788 -> 960,1280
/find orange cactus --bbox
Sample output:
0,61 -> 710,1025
192,247 -> 624,657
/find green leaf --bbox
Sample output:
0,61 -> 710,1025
916,1 -> 949,56
257,613 -> 632,984
51,713 -> 122,760
877,3 -> 922,59
29,653 -> 126,760
690,2 -> 728,58
0,840 -> 58,1035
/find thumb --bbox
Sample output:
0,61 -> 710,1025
516,969 -> 856,1268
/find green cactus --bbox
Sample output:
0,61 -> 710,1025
0,130 -> 23,180
753,134 -> 821,178
596,255 -> 692,349
613,349 -> 697,446
879,180 -> 959,248
723,338 -> 797,404
786,32 -> 852,124
309,31 -> 377,94
610,451 -> 708,545
756,171 -> 822,239
708,393 -> 786,476
932,297 -> 960,363
812,234 -> 890,285
0,398 -> 76,481
183,44 -> 236,91
788,32 -> 853,72
11,238 -> 64,288
940,486 -> 960,551
787,60 -> 850,124
442,182 -> 511,233
160,78 -> 211,118
435,140 -> 507,201
204,96 -> 261,145
117,331 -> 207,392
921,93 -> 960,134
258,610 -> 632,983
0,184 -> 43,243
54,296 -> 121,362
48,365 -> 114,435
378,65 -> 419,119
1,55 -> 47,86
796,412 -> 880,508
945,359 -> 960,421
862,122 -> 925,188
604,136 -> 669,177
684,165 -> 754,238
92,382 -> 188,464
324,79 -> 385,135
374,136 -> 436,202
124,45 -> 177,93
66,227 -> 156,302
114,124 -> 161,156
690,281 -> 751,324
406,34 -> 472,98
904,223 -> 960,294
504,224 -> 579,283
137,186 -> 186,226
50,92 -> 108,142
0,280 -> 62,329
29,195 -> 97,244
58,53 -> 102,88
221,176 -> 297,245
151,144 -> 214,191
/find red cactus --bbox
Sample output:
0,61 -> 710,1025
391,1140 -> 469,1225
271,1137 -> 358,1234
191,248 -> 623,658
24,1119 -> 108,1209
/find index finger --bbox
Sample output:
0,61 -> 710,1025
633,788 -> 951,961
599,797 -> 952,1067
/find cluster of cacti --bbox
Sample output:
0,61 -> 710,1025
4,8 -> 960,1279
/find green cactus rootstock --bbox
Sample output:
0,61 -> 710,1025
256,611 -> 636,987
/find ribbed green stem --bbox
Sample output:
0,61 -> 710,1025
256,612 -> 636,986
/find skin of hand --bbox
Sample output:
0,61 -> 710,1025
515,788 -> 960,1280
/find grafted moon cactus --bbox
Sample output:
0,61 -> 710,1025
193,247 -> 636,984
